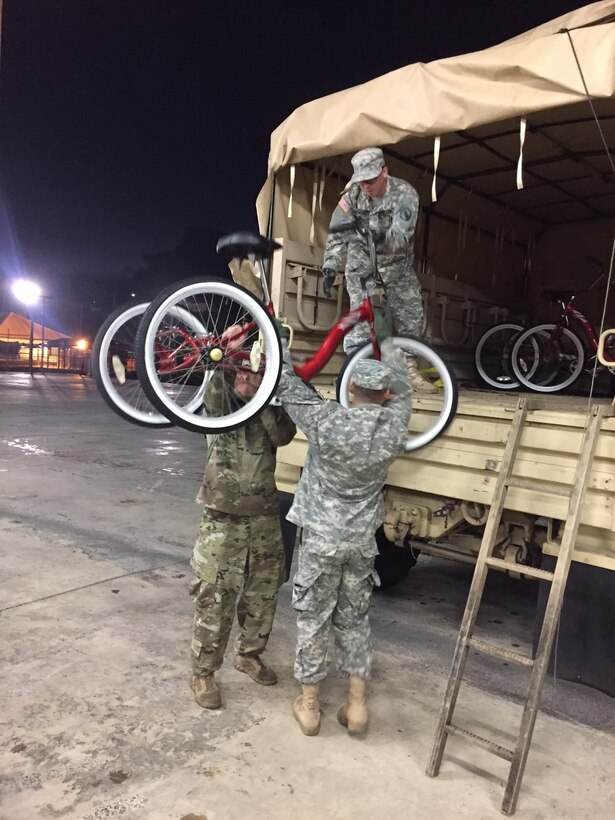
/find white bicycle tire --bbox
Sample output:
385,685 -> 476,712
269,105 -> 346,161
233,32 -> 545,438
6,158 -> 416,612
136,278 -> 281,433
511,324 -> 585,392
336,336 -> 458,452
474,323 -> 524,390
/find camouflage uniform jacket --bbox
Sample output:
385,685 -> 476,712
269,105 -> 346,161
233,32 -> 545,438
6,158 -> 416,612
276,343 -> 411,543
196,374 -> 296,516
322,176 -> 420,278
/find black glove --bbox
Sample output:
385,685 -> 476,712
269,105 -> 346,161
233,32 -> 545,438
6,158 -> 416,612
322,267 -> 337,298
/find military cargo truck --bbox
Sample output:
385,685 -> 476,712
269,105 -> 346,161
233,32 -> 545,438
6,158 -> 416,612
256,2 -> 615,590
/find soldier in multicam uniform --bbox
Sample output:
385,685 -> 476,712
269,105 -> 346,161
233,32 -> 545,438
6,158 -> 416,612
189,363 -> 296,710
322,146 -> 436,392
276,337 -> 411,737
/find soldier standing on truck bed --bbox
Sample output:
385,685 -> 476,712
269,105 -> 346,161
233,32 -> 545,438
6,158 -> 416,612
276,336 -> 411,737
321,146 -> 436,393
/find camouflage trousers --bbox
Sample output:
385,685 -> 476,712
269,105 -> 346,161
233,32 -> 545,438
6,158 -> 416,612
190,509 -> 285,676
292,529 -> 379,685
344,264 -> 423,352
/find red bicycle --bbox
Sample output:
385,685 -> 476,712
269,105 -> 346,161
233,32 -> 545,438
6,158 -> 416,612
131,232 -> 458,451
510,281 -> 615,393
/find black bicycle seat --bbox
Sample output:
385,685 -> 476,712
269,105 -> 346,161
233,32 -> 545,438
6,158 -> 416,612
541,289 -> 576,303
216,231 -> 281,260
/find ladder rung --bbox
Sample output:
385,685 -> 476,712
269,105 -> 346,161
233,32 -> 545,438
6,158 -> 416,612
506,476 -> 571,497
445,724 -> 513,762
468,637 -> 534,667
485,557 -> 555,581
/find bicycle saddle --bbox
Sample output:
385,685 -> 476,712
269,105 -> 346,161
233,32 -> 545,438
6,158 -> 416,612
541,289 -> 576,303
216,231 -> 281,260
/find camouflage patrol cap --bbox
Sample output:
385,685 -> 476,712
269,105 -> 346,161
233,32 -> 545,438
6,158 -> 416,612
351,147 -> 385,182
352,359 -> 391,390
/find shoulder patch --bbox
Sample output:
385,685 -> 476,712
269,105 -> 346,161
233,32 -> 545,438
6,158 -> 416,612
338,195 -> 351,213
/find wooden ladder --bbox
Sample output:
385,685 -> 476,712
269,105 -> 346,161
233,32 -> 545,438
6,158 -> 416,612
425,398 -> 608,816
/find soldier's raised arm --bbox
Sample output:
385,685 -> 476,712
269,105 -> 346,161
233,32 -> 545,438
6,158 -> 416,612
275,344 -> 335,441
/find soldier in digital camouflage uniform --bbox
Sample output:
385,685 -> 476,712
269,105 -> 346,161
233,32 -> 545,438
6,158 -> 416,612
276,337 -> 411,736
189,365 -> 296,710
322,146 -> 436,392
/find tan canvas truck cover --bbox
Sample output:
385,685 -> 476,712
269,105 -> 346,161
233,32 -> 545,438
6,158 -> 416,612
257,0 -> 615,243
255,1 -> 615,573
262,1 -> 615,174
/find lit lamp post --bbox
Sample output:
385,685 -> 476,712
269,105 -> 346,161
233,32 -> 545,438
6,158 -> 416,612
11,279 -> 41,376
39,294 -> 53,371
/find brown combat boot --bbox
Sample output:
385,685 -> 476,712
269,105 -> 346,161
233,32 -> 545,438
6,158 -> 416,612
293,684 -> 321,736
191,673 -> 222,710
233,654 -> 277,686
337,676 -> 368,736
406,357 -> 438,393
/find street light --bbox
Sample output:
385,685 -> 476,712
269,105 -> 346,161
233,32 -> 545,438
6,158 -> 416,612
12,279 -> 41,306
12,279 -> 41,376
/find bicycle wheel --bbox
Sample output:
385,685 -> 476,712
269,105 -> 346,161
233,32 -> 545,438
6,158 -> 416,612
136,277 -> 282,433
92,302 -> 171,427
474,323 -> 524,390
336,336 -> 458,452
511,324 -> 586,393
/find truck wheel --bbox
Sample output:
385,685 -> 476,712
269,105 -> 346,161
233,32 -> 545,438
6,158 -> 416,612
374,527 -> 419,590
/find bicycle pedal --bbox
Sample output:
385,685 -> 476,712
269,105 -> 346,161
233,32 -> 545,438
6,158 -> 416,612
250,340 -> 263,372
112,355 -> 127,385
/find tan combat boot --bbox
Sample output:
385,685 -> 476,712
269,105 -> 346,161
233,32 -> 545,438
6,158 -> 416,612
293,684 -> 321,736
337,676 -> 368,736
191,673 -> 222,710
234,653 -> 277,685
406,357 -> 438,393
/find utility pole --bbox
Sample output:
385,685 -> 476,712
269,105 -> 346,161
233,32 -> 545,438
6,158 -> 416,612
28,309 -> 34,376
39,295 -> 52,370
40,298 -> 46,370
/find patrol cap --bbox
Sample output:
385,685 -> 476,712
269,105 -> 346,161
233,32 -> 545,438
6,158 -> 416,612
351,359 -> 391,390
351,147 -> 385,183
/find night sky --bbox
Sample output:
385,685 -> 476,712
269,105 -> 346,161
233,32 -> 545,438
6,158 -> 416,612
0,0 -> 584,332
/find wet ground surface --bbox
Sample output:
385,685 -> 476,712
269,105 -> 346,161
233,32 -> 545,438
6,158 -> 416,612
1,372 -> 614,819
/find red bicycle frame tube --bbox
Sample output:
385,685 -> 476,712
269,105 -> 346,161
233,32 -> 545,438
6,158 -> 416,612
294,296 -> 377,381
155,325 -> 252,374
155,294 -> 379,379
564,301 -> 599,350
560,298 -> 615,364
155,328 -> 202,373
217,294 -> 378,381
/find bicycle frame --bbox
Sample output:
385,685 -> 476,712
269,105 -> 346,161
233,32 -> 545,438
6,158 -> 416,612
152,290 -> 378,385
258,232 -> 379,380
293,297 -> 377,381
150,238 -> 383,383
554,297 -> 615,364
